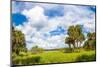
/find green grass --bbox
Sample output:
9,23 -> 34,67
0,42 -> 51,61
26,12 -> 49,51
12,50 -> 96,65
35,50 -> 95,64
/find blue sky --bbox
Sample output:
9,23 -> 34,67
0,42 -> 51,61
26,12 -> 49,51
12,1 -> 96,49
12,13 -> 28,26
49,26 -> 66,36
44,6 -> 64,18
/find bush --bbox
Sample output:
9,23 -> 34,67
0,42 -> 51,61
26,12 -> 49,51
12,53 -> 17,59
12,55 -> 41,65
75,54 -> 96,62
83,39 -> 96,51
26,55 -> 41,64
19,52 -> 27,56
12,56 -> 22,65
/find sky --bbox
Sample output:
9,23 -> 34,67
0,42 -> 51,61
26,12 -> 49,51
12,1 -> 96,49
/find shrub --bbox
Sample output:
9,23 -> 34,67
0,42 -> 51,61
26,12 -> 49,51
75,54 -> 96,62
25,55 -> 41,64
12,56 -> 22,65
83,39 -> 96,51
12,53 -> 17,59
12,55 -> 41,65
19,52 -> 27,56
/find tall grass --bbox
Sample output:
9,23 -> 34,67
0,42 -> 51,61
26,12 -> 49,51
75,53 -> 96,62
12,50 -> 96,65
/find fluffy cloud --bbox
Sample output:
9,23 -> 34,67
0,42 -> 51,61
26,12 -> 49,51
13,2 -> 96,49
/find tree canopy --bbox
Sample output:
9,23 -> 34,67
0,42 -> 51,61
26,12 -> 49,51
83,32 -> 96,50
12,27 -> 27,55
65,25 -> 85,49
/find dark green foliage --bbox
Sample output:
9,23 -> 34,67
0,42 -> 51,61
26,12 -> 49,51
75,54 -> 96,62
83,40 -> 96,50
87,32 -> 95,40
65,37 -> 75,48
12,55 -> 41,65
12,53 -> 17,59
65,25 -> 96,52
83,32 -> 96,50
12,27 -> 27,55
65,25 -> 85,52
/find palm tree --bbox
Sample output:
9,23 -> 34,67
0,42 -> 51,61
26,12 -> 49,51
67,26 -> 76,48
65,25 -> 85,51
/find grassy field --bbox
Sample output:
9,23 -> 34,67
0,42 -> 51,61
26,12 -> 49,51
12,50 -> 96,65
34,50 -> 95,64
